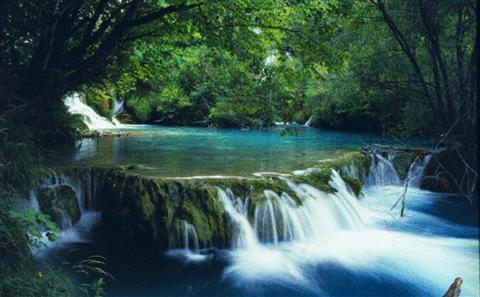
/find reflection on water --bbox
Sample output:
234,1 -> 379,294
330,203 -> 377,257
47,126 -> 429,177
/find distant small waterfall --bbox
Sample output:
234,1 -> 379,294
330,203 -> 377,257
303,116 -> 313,127
64,93 -> 121,130
113,98 -> 125,115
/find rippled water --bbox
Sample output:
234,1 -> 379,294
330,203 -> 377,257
47,125 -> 428,177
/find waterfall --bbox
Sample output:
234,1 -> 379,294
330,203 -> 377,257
365,149 -> 432,189
365,152 -> 401,186
64,93 -> 121,130
113,98 -> 125,115
40,172 -> 95,212
30,171 -> 102,257
167,219 -> 214,263
218,188 -> 259,250
303,116 -> 313,127
29,190 -> 40,211
406,154 -> 432,188
219,171 -> 364,250
170,220 -> 201,251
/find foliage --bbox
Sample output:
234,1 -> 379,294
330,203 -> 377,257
0,263 -> 76,297
83,86 -> 115,120
0,110 -> 87,296
9,209 -> 60,248
80,278 -> 106,297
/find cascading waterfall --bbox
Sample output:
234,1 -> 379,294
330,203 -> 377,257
219,170 -> 364,250
406,154 -> 432,188
365,152 -> 401,186
169,220 -> 201,251
365,149 -> 432,189
218,189 -> 259,250
64,93 -> 122,130
217,156 -> 478,296
113,98 -> 125,115
166,218 -> 214,263
29,171 -> 103,257
37,172 -> 97,212
31,154 -> 479,296
303,116 -> 313,127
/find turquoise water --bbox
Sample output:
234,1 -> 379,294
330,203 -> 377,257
49,125 -> 428,176
41,187 -> 479,297
36,126 -> 478,297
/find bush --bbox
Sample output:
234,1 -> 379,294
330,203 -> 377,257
0,112 -> 81,297
83,86 -> 114,120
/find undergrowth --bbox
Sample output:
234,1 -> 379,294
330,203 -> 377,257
0,110 -> 106,296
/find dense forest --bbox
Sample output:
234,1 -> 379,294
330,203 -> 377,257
0,0 -> 478,296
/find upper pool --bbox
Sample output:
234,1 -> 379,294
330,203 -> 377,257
47,125 -> 430,177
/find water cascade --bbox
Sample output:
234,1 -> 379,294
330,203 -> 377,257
29,171 -> 102,256
113,98 -> 125,115
365,152 -> 401,186
406,154 -> 432,188
169,220 -> 201,251
365,149 -> 433,189
218,189 -> 259,250
219,171 -> 364,250
31,152 -> 479,296
64,93 -> 122,130
217,158 -> 478,296
303,116 -> 313,127
167,217 -> 214,263
38,171 -> 98,212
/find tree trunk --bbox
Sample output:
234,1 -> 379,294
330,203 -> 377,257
443,277 -> 463,297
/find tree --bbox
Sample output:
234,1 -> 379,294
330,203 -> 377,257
369,0 -> 477,199
0,0 -> 292,136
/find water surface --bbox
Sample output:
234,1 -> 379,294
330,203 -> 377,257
47,125 -> 428,177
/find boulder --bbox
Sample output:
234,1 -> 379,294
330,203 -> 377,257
37,185 -> 81,227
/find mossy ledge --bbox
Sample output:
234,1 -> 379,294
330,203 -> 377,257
41,151 -> 370,249
36,185 -> 81,226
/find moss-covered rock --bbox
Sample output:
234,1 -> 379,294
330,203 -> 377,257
97,170 -> 233,249
316,151 -> 371,181
390,151 -> 417,180
37,185 -> 81,227
292,151 -> 370,197
44,150 -> 371,248
373,149 -> 426,180
341,176 -> 363,197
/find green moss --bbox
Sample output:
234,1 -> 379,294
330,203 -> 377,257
316,151 -> 370,180
341,176 -> 363,197
289,151 -> 369,198
207,177 -> 301,205
391,151 -> 417,180
37,185 -> 81,226
139,194 -> 155,218
290,169 -> 337,194
57,185 -> 81,223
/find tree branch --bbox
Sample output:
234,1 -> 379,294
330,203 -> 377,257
127,2 -> 203,27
